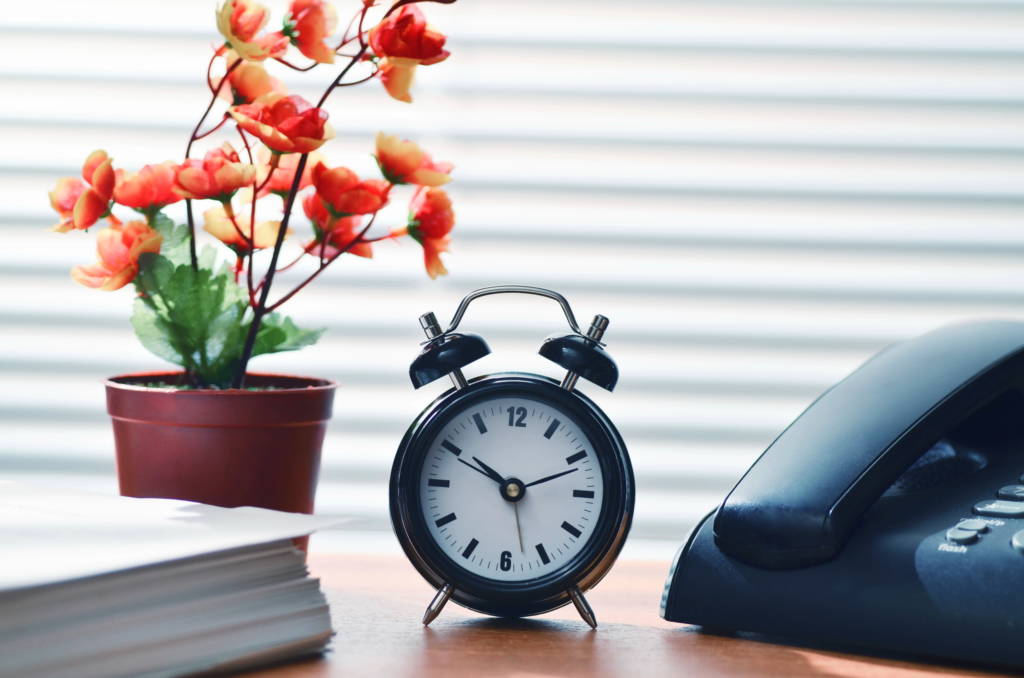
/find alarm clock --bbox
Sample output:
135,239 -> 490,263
389,285 -> 635,628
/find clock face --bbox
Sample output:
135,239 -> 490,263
416,394 -> 605,582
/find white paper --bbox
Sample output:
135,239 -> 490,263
0,482 -> 343,591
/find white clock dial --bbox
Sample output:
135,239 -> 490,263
418,395 -> 605,582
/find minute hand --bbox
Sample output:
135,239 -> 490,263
524,468 -> 578,487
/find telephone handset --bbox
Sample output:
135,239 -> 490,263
663,320 -> 1024,667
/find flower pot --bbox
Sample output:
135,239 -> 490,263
105,371 -> 336,549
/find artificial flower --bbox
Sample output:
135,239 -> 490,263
404,186 -> 454,279
311,161 -> 390,216
48,177 -> 85,232
287,0 -> 337,64
369,6 -> 449,102
175,143 -> 256,202
230,93 -> 333,154
218,52 -> 287,104
374,132 -> 451,186
113,161 -> 182,214
256,147 -> 322,197
215,0 -> 288,61
203,204 -> 285,252
71,220 -> 162,291
57,150 -> 116,232
302,192 -> 373,258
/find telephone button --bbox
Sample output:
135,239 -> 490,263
996,485 -> 1024,501
1013,530 -> 1024,555
973,500 -> 1024,518
955,519 -> 989,533
945,528 -> 979,545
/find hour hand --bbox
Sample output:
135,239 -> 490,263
457,458 -> 499,483
471,456 -> 507,484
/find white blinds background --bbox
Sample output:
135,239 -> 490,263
2,1 -> 1023,553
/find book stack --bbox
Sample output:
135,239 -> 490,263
0,483 -> 337,678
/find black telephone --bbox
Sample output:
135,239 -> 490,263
662,319 -> 1024,667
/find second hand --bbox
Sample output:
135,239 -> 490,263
512,502 -> 524,553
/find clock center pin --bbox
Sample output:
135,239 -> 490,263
501,478 -> 526,502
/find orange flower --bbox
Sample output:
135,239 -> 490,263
287,0 -> 337,64
114,161 -> 182,214
302,192 -> 373,259
55,150 -> 116,232
48,177 -> 85,232
256,147 -> 321,198
71,221 -> 162,291
175,143 -> 256,202
311,161 -> 390,216
406,186 -> 454,279
230,94 -> 334,154
369,6 -> 449,103
374,132 -> 451,186
203,204 -> 285,253
218,52 -> 287,104
216,0 -> 288,62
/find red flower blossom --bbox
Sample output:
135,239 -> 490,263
218,52 -> 287,104
405,186 -> 454,279
311,161 -> 390,216
230,94 -> 334,154
60,149 -> 116,232
203,204 -> 285,253
256,147 -> 322,198
175,143 -> 256,202
216,0 -> 288,61
114,161 -> 182,214
48,177 -> 85,232
302,192 -> 373,259
288,0 -> 337,64
71,220 -> 162,291
369,6 -> 450,102
375,131 -> 451,186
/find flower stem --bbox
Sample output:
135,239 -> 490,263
184,56 -> 241,271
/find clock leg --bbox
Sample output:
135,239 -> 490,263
569,586 -> 598,629
422,583 -> 454,626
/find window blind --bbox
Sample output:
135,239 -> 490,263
2,0 -> 1023,556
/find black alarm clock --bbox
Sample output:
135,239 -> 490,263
389,285 -> 635,628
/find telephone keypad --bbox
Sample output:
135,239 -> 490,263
996,485 -> 1024,501
972,500 -> 1024,518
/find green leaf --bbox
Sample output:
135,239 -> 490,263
253,313 -> 324,357
130,249 -> 323,388
149,213 -> 192,266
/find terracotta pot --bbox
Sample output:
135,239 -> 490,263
105,371 -> 336,548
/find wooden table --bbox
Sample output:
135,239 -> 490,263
244,554 -> 1012,678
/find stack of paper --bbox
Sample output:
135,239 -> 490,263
0,483 -> 338,678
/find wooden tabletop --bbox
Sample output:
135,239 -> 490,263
242,553 -> 1012,678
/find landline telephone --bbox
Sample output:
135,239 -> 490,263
662,319 -> 1024,667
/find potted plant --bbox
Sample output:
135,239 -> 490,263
46,0 -> 458,524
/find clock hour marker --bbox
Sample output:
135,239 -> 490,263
435,513 -> 457,527
566,451 -> 587,465
441,440 -> 461,456
473,413 -> 487,434
561,521 -> 582,538
543,419 -> 560,439
573,490 -> 595,499
428,479 -> 450,487
535,543 -> 550,565
462,538 -> 479,558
